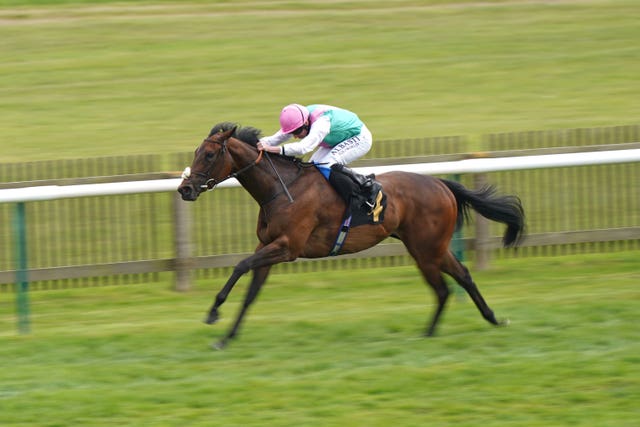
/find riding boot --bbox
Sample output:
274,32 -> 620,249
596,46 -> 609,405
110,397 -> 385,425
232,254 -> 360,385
329,163 -> 377,209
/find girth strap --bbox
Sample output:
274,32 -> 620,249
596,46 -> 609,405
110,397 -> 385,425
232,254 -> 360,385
329,215 -> 352,256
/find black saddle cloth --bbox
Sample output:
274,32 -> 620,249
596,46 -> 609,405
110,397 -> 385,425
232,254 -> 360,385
344,180 -> 386,227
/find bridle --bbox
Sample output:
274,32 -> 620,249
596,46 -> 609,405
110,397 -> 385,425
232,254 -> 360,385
182,136 -> 263,191
182,134 -> 297,204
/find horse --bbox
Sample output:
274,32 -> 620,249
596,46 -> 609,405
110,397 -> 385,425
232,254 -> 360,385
178,122 -> 525,349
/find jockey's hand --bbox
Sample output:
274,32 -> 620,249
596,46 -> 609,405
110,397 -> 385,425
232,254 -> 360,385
257,142 -> 282,154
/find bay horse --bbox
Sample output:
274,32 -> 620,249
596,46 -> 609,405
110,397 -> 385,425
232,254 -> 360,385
178,123 -> 525,349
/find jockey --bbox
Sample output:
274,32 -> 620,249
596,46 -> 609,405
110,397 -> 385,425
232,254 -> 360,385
257,103 -> 378,210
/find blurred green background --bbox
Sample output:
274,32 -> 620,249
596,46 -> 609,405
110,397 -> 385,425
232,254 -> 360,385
1,0 -> 639,162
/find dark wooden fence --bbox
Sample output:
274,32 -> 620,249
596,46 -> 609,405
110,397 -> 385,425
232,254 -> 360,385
1,124 -> 638,291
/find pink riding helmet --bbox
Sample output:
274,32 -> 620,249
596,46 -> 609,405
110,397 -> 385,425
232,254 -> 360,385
279,104 -> 309,134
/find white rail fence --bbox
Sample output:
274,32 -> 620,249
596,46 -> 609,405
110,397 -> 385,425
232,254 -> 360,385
2,149 -> 640,203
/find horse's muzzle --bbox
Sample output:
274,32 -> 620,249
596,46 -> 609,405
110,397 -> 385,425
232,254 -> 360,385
177,182 -> 200,201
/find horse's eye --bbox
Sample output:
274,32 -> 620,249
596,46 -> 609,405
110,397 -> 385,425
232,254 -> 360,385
206,152 -> 215,160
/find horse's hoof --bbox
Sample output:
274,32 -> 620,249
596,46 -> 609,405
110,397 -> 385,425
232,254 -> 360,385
497,318 -> 511,327
212,340 -> 226,351
204,310 -> 219,325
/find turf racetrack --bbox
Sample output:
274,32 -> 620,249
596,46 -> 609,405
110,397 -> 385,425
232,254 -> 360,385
1,253 -> 637,426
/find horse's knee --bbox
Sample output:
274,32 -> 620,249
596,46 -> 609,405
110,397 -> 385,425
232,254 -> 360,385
234,260 -> 252,276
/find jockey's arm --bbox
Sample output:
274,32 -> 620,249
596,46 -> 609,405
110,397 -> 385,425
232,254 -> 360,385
259,131 -> 290,146
279,116 -> 330,157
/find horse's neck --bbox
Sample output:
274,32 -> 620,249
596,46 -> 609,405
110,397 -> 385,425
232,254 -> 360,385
228,141 -> 296,205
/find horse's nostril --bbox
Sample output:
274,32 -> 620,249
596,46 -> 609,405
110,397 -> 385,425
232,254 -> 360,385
178,186 -> 190,195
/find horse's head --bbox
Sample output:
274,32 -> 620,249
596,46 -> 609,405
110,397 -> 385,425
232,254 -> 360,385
177,126 -> 236,201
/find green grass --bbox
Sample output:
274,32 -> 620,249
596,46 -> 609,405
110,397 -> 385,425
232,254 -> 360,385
1,0 -> 639,162
1,252 -> 638,426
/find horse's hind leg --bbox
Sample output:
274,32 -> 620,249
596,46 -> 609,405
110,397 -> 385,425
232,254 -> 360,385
413,260 -> 451,337
441,251 -> 505,327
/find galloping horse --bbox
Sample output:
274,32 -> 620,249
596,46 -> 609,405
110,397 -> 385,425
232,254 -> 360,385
178,123 -> 525,349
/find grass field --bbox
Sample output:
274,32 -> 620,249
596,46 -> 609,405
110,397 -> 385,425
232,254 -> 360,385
1,0 -> 639,162
1,252 -> 638,426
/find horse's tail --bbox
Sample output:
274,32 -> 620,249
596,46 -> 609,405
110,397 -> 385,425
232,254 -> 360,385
440,179 -> 525,247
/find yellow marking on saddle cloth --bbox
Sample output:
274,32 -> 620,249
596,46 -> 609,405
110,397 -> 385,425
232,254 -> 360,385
371,190 -> 384,222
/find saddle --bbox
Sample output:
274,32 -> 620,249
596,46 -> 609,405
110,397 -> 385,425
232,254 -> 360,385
324,165 -> 387,256
327,164 -> 386,227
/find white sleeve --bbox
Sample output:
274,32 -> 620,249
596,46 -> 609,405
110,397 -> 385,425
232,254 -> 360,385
280,116 -> 331,157
259,131 -> 291,146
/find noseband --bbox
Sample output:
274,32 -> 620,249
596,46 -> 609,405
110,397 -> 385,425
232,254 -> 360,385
182,136 -> 263,191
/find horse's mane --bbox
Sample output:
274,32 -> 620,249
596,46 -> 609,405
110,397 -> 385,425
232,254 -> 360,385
208,121 -> 315,168
209,122 -> 261,147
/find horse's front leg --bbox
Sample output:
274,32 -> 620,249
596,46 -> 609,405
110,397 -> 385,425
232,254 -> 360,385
205,243 -> 269,325
204,267 -> 245,325
206,239 -> 294,348
214,264 -> 271,350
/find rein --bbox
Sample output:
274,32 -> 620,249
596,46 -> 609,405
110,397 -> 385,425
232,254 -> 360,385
205,149 -> 264,190
265,152 -> 294,203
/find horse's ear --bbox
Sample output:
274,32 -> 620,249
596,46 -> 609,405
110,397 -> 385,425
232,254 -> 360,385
219,126 -> 236,140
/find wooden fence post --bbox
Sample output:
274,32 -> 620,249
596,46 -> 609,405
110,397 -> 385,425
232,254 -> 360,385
474,173 -> 490,270
173,193 -> 193,291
